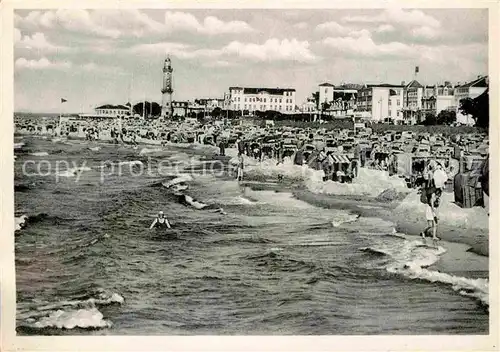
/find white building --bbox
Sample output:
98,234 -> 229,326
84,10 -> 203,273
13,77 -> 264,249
454,76 -> 488,124
229,87 -> 296,113
318,82 -> 359,107
79,104 -> 131,119
356,84 -> 404,122
195,98 -> 225,111
421,83 -> 456,117
388,88 -> 404,123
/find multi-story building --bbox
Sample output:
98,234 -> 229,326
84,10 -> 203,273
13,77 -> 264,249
172,101 -> 189,117
172,101 -> 206,117
318,82 -> 359,107
228,87 -> 296,113
194,98 -> 225,111
93,104 -> 131,118
388,88 -> 405,123
421,82 -> 456,117
300,98 -> 318,113
356,84 -> 404,122
454,76 -> 488,124
401,80 -> 424,125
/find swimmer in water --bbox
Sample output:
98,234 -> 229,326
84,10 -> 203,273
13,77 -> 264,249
149,211 -> 171,230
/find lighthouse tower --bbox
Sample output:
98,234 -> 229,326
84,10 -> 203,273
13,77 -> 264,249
161,56 -> 173,119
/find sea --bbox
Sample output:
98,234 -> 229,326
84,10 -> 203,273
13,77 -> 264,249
13,136 -> 489,335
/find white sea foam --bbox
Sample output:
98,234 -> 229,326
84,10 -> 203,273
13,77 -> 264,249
163,174 -> 193,188
14,142 -> 25,149
373,239 -> 489,306
56,166 -> 92,178
15,215 -> 28,231
118,160 -> 143,167
331,214 -> 360,227
22,291 -> 124,330
139,147 -> 162,155
32,307 -> 112,329
30,152 -> 49,156
88,146 -> 101,152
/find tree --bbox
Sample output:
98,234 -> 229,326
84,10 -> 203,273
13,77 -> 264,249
436,110 -> 456,125
421,112 -> 437,125
459,89 -> 489,129
321,102 -> 331,111
132,101 -> 161,118
312,91 -> 320,109
212,107 -> 222,119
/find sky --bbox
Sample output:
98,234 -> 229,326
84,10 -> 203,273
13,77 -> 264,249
13,8 -> 488,113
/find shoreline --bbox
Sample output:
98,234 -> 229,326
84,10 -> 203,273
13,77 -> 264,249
292,190 -> 488,258
15,133 -> 489,279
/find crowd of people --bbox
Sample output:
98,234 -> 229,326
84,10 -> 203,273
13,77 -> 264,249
15,115 -> 489,241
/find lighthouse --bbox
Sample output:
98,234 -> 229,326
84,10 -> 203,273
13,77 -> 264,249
161,56 -> 173,119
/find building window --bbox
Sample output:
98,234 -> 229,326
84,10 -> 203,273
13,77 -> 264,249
397,100 -> 400,106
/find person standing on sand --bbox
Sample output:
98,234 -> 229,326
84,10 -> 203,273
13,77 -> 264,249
420,186 -> 442,248
237,153 -> 244,181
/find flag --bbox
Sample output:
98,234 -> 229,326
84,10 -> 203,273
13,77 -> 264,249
61,98 -> 67,103
415,66 -> 419,74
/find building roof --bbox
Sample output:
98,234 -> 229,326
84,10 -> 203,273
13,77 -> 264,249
405,80 -> 423,89
319,82 -> 335,87
95,104 -> 130,110
458,76 -> 488,88
365,84 -> 404,88
229,87 -> 295,94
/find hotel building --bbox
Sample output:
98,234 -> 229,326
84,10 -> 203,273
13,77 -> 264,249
228,87 -> 296,113
356,84 -> 404,122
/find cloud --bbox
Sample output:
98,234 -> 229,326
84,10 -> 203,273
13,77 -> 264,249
221,38 -> 318,63
129,38 -> 318,63
16,9 -> 255,38
203,60 -> 237,68
411,26 -> 440,40
81,62 -> 125,75
315,21 -> 349,35
376,24 -> 395,33
294,22 -> 308,30
162,12 -> 254,35
15,57 -> 71,70
342,8 -> 441,29
321,31 -> 413,59
127,42 -> 192,56
15,32 -> 67,52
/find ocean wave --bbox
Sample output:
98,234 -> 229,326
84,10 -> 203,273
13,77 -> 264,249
30,151 -> 49,156
331,214 -> 360,228
21,307 -> 112,330
15,215 -> 28,231
139,147 -> 163,155
117,160 -> 143,167
211,236 -> 275,245
374,239 -> 488,306
360,247 -> 389,257
55,166 -> 92,178
18,290 -> 124,331
21,213 -> 71,226
14,142 -> 25,149
163,174 -> 193,188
